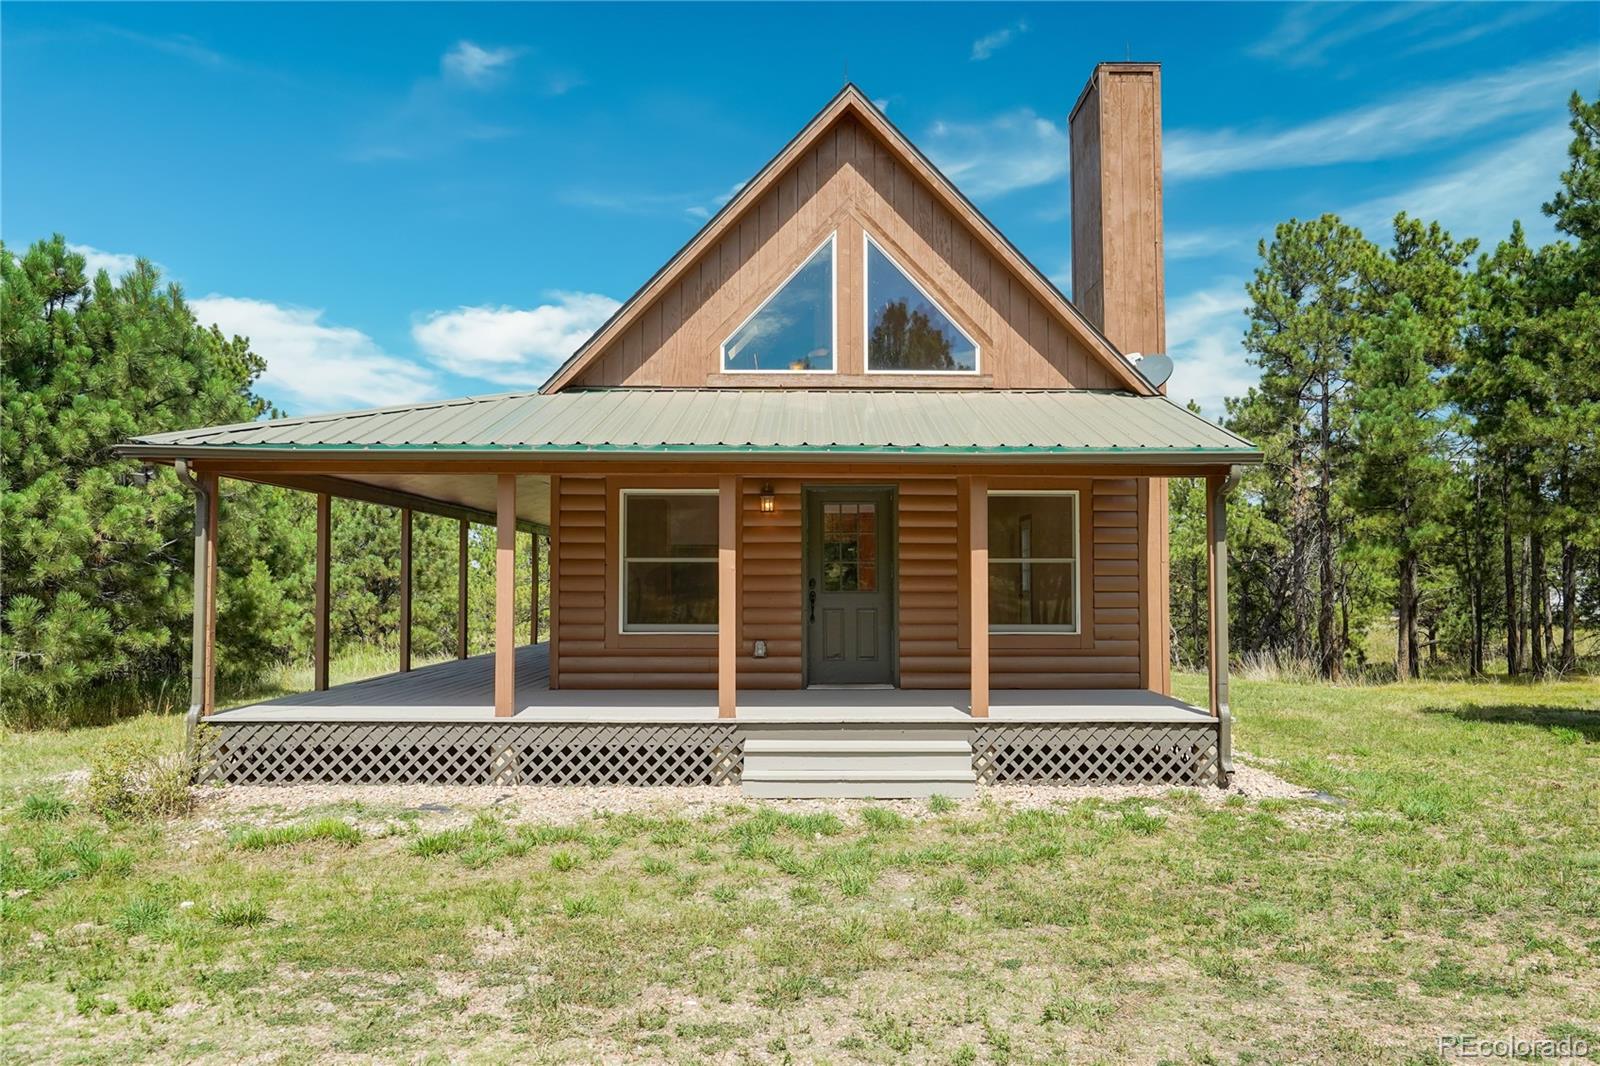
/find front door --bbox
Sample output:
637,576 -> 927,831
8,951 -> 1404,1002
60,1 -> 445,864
804,488 -> 895,686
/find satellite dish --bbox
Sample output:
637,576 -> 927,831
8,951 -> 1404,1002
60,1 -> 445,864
1134,353 -> 1174,390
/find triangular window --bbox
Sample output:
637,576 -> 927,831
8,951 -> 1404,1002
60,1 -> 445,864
865,235 -> 978,373
721,235 -> 836,373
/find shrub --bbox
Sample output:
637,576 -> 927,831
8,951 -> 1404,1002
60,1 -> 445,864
86,740 -> 193,820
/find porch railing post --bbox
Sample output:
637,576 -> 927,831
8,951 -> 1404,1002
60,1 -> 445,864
205,477 -> 218,715
495,475 -> 517,717
548,478 -> 561,690
314,492 -> 331,692
718,475 -> 739,719
530,529 -> 541,645
1207,471 -> 1237,782
967,476 -> 989,718
456,519 -> 469,659
399,506 -> 412,673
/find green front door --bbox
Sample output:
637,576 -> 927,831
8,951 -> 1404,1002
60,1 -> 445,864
804,488 -> 895,686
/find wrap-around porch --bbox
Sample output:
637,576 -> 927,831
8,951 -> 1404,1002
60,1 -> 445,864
213,643 -> 1215,724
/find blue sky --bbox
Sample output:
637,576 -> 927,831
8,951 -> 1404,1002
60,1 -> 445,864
4,2 -> 1595,416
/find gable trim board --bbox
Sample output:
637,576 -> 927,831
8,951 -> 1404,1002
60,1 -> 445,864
539,85 -> 1153,397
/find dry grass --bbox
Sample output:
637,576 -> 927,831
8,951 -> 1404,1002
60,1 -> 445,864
1,674 -> 1596,1063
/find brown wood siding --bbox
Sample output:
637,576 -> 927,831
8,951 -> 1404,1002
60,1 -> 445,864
739,477 -> 803,689
898,480 -> 968,688
552,475 -> 718,689
551,471 -> 1147,692
572,114 -> 1118,391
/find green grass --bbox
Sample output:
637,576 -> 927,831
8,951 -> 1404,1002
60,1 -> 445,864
0,674 -> 1595,1063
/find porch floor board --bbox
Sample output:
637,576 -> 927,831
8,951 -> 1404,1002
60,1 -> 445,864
210,644 -> 1212,724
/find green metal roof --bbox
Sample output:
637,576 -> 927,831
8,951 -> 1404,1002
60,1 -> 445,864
121,389 -> 1260,461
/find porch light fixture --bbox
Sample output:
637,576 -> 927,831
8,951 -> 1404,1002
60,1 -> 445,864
759,483 -> 776,513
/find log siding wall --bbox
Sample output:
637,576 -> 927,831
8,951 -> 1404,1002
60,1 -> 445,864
551,473 -> 1146,692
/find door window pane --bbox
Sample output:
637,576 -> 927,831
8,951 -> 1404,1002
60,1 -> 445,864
821,501 -> 877,592
623,492 -> 718,630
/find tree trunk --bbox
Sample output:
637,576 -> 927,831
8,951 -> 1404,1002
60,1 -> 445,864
1527,530 -> 1543,676
1528,472 -> 1545,677
1559,461 -> 1577,672
1396,551 -> 1414,682
1562,537 -> 1577,672
1470,476 -> 1484,677
1502,470 -> 1520,676
1317,374 -> 1339,680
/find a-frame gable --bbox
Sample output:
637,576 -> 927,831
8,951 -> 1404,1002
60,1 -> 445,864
543,86 -> 1152,394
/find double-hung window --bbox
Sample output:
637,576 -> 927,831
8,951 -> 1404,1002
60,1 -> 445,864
988,491 -> 1079,633
621,490 -> 718,632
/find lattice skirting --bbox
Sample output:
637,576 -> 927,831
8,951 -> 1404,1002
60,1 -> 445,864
971,722 -> 1223,786
196,719 -> 1222,787
197,722 -> 742,786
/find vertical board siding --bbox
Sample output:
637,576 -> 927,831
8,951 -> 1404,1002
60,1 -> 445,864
572,114 -> 1116,391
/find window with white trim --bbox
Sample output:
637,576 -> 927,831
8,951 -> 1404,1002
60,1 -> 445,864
621,490 -> 718,632
988,491 -> 1078,632
721,234 -> 836,373
865,234 -> 979,373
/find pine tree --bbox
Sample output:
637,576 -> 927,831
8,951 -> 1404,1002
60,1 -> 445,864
1228,216 -> 1378,678
1,236 -> 308,724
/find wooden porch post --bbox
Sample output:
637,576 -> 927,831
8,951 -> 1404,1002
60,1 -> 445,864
399,507 -> 413,673
967,476 -> 989,718
530,530 -> 541,645
548,479 -> 561,690
200,473 -> 219,715
718,475 -> 739,718
1206,474 -> 1231,717
495,475 -> 516,717
314,492 -> 331,692
456,519 -> 469,659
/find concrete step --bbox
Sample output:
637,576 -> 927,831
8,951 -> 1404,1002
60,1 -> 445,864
744,739 -> 971,754
740,724 -> 977,799
742,768 -> 976,800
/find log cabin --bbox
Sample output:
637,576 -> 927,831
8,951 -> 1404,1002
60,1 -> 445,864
119,63 -> 1260,797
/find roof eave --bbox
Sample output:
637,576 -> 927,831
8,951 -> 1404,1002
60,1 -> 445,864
114,442 -> 1263,464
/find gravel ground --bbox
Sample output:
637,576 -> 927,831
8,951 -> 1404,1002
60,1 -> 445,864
195,756 -> 1312,829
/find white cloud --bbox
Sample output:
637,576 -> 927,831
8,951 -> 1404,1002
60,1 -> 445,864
1163,228 -> 1255,262
971,20 -> 1028,62
411,292 -> 621,385
441,41 -> 523,87
1248,2 -> 1435,67
923,108 -> 1068,199
193,295 -> 436,411
1162,280 -> 1259,418
68,243 -> 143,279
1343,123 -> 1569,245
1166,47 -> 1597,181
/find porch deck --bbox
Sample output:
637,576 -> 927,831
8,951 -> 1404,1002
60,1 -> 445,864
201,645 -> 1227,790
212,644 -> 1214,724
